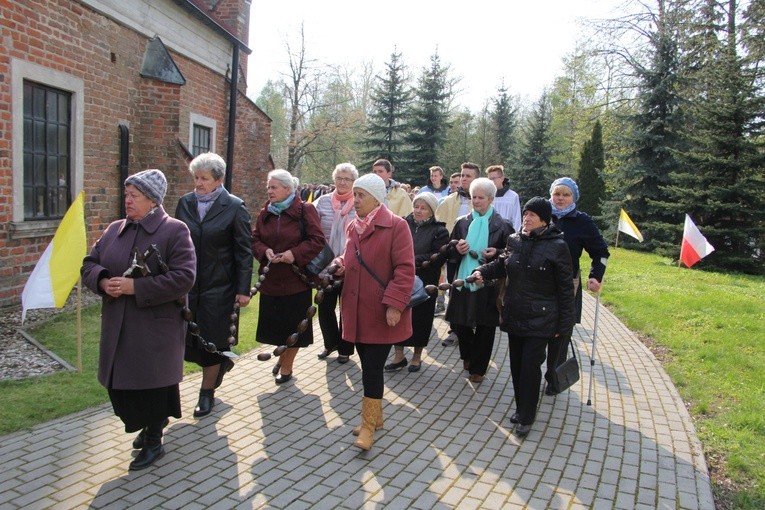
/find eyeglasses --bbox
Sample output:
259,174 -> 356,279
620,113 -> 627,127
334,176 -> 354,183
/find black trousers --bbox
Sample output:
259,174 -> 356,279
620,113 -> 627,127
452,324 -> 496,376
317,288 -> 354,355
355,343 -> 392,399
508,334 -> 549,425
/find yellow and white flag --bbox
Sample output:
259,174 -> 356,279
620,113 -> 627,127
21,191 -> 87,323
618,208 -> 643,242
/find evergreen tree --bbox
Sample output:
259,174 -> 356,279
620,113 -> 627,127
515,92 -> 555,201
360,50 -> 412,171
577,120 -> 606,221
404,52 -> 452,183
491,86 -> 516,168
664,0 -> 765,273
611,2 -> 685,253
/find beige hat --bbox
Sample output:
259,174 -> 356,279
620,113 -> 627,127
353,173 -> 387,205
413,192 -> 438,215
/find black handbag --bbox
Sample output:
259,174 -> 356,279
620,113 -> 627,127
300,204 -> 335,276
352,234 -> 429,308
554,340 -> 580,392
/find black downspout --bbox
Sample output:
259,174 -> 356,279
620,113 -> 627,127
118,124 -> 130,218
225,45 -> 239,191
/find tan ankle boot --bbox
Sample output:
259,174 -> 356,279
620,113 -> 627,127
352,397 -> 384,436
352,397 -> 382,450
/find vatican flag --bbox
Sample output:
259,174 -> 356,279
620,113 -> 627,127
21,191 -> 87,323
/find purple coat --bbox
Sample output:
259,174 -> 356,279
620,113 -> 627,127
340,205 -> 414,344
81,207 -> 196,390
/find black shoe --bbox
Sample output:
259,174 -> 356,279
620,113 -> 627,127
408,363 -> 421,373
384,359 -> 408,371
214,359 -> 234,390
275,372 -> 292,384
510,413 -> 520,424
545,385 -> 559,396
129,443 -> 165,470
132,418 -> 169,449
272,363 -> 281,375
515,424 -> 532,437
193,389 -> 214,417
336,355 -> 349,364
317,350 -> 332,360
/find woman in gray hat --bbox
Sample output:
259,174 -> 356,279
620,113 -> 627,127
82,169 -> 196,470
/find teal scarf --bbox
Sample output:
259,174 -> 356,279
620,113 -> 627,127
267,192 -> 295,215
456,207 -> 493,292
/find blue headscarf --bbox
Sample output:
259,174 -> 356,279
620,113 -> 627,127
550,177 -> 579,218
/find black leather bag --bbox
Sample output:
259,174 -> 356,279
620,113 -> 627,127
554,341 -> 580,392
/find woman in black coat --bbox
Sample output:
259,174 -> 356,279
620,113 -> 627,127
444,178 -> 514,383
473,197 -> 574,437
175,153 -> 253,417
385,193 -> 449,373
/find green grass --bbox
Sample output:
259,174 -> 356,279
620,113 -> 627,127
2,249 -> 763,508
601,248 -> 764,509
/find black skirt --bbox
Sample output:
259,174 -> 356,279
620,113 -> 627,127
108,384 -> 181,433
256,290 -> 314,347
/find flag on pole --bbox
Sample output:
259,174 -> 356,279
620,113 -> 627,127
21,191 -> 87,322
680,214 -> 715,268
618,208 -> 643,242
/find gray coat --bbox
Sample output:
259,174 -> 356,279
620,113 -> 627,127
81,207 -> 196,390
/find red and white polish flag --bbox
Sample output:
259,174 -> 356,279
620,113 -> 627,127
680,214 -> 715,268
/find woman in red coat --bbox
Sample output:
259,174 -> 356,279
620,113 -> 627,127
334,173 -> 415,451
252,169 -> 325,384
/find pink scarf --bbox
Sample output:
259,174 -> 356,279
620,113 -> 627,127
328,189 -> 355,255
354,204 -> 382,236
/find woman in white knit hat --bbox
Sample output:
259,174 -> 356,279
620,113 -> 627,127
332,173 -> 415,451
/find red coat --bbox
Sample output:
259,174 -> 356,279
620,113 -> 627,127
252,194 -> 325,296
340,205 -> 414,344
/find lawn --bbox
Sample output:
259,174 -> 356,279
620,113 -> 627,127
1,248 -> 763,508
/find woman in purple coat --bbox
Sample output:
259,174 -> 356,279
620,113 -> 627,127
333,173 -> 415,451
81,169 -> 196,471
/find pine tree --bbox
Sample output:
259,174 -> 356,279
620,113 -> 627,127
491,86 -> 516,169
515,92 -> 555,201
404,52 -> 452,183
577,120 -> 606,221
360,50 -> 412,171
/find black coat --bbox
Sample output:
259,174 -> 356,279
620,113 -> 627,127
175,189 -> 253,348
406,214 -> 449,285
479,225 -> 575,339
444,210 -> 514,328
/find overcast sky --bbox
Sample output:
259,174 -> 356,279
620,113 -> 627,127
246,0 -> 626,110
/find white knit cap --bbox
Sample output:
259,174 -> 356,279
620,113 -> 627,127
353,173 -> 387,205
413,192 -> 438,215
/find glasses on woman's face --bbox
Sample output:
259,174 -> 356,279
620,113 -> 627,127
334,176 -> 354,183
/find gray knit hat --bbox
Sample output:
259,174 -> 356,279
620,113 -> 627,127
413,192 -> 438,215
353,173 -> 387,205
125,169 -> 167,205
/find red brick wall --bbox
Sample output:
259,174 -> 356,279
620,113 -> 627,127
0,0 -> 271,308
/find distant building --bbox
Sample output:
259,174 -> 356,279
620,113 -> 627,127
0,0 -> 273,307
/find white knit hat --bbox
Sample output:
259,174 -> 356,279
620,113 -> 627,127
353,173 -> 387,205
413,192 -> 438,215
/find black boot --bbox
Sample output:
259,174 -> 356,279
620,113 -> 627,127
132,418 -> 169,449
129,422 -> 165,470
193,389 -> 215,417
214,359 -> 234,390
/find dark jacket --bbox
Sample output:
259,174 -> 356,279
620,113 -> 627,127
175,189 -> 253,347
81,207 -> 196,390
479,224 -> 575,339
252,194 -> 325,296
405,214 -> 449,285
444,209 -> 514,328
554,209 -> 610,322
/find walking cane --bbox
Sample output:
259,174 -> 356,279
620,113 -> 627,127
586,292 -> 601,406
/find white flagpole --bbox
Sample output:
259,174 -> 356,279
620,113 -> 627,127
77,276 -> 82,373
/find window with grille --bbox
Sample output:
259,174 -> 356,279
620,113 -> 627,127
23,81 -> 71,220
192,124 -> 212,156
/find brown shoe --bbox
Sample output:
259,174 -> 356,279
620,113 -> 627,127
468,374 -> 484,383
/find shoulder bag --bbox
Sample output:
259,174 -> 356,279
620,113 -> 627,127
554,339 -> 580,392
300,203 -> 335,276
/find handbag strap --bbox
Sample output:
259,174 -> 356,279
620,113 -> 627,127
351,233 -> 386,288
